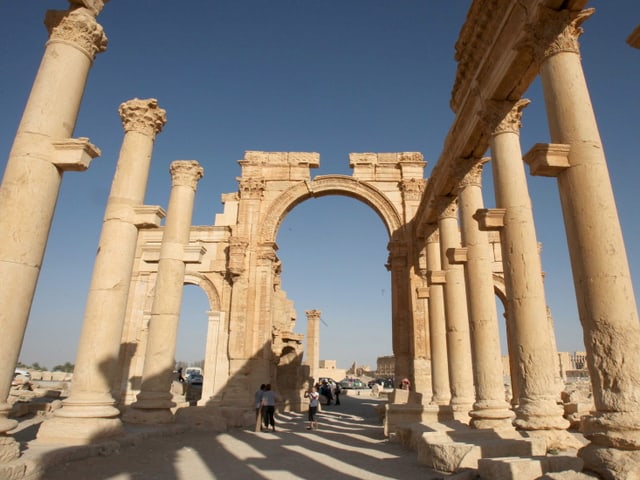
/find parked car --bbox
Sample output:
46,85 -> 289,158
339,378 -> 367,390
371,378 -> 395,397
186,373 -> 203,385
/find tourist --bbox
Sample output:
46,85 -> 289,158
304,386 -> 319,430
254,384 -> 265,431
261,383 -> 277,432
334,381 -> 341,405
400,378 -> 411,390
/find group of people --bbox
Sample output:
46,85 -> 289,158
254,383 -> 277,432
315,379 -> 341,405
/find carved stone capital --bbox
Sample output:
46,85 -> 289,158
257,243 -> 279,267
455,157 -> 489,192
68,0 -> 109,16
399,178 -> 427,202
482,99 -> 531,137
170,160 -> 204,189
119,98 -> 167,137
433,196 -> 458,220
520,8 -> 594,64
305,310 -> 322,321
386,241 -> 408,270
238,178 -> 265,200
425,228 -> 440,245
45,8 -> 107,60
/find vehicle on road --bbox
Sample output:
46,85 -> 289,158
339,378 -> 367,390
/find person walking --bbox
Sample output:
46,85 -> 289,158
334,382 -> 341,405
261,383 -> 277,432
304,386 -> 320,430
254,384 -> 265,432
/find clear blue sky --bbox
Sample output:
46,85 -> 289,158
1,1 -> 638,371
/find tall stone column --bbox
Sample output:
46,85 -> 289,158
36,98 -> 166,444
425,227 -> 451,406
456,159 -> 514,429
0,5 -> 106,455
126,160 -> 204,423
482,99 -> 569,438
436,197 -> 475,420
387,240 -> 412,383
525,8 -> 640,476
305,310 -> 321,380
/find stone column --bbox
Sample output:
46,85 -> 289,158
35,99 -> 166,443
0,5 -> 106,455
425,227 -> 451,406
456,159 -> 514,429
526,9 -> 640,476
482,99 -> 569,438
436,197 -> 475,420
126,160 -> 204,423
305,310 -> 321,380
387,240 -> 412,384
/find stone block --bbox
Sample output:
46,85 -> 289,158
478,455 -> 584,480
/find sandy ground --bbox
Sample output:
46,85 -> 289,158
34,395 -> 451,480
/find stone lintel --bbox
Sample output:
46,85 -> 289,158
628,25 -> 640,49
416,286 -> 430,299
51,137 -> 101,171
523,143 -> 571,177
475,208 -> 506,230
141,243 -> 205,264
449,247 -> 468,264
133,205 -> 166,228
427,270 -> 446,285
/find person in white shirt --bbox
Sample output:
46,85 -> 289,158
304,386 -> 320,430
261,384 -> 277,432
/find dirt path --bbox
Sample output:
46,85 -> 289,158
41,395 -> 449,479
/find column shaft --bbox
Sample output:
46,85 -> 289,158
426,230 -> 451,405
488,100 -> 567,432
126,161 -> 203,423
536,9 -> 640,474
36,99 -> 166,443
457,161 -> 514,429
0,7 -> 106,451
437,200 -> 475,419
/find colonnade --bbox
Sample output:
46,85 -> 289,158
0,2 -> 638,479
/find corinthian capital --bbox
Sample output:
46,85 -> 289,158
400,178 -> 427,202
119,98 -> 167,137
519,7 -> 594,64
45,8 -> 108,60
482,99 -> 531,137
433,196 -> 458,220
456,157 -> 489,192
238,178 -> 265,199
170,161 -> 204,189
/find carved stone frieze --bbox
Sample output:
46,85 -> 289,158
118,98 -> 167,137
520,7 -> 594,64
170,160 -> 204,189
45,8 -> 107,60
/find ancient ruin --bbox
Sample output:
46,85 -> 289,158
0,0 -> 638,479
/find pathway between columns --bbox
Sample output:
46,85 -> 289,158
23,395 -> 451,479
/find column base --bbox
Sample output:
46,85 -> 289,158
513,399 -> 569,431
581,411 -> 640,449
122,406 -> 175,425
469,399 -> 515,430
35,416 -> 124,445
450,401 -> 474,423
579,443 -> 640,480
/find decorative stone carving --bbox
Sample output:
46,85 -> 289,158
45,8 -> 108,60
238,178 -> 265,199
400,178 -> 427,202
435,196 -> 458,219
170,160 -> 204,189
455,157 -> 488,193
520,8 -> 594,64
227,236 -> 248,278
119,98 -> 167,137
482,99 -> 530,137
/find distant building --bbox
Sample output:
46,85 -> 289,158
376,356 -> 394,377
